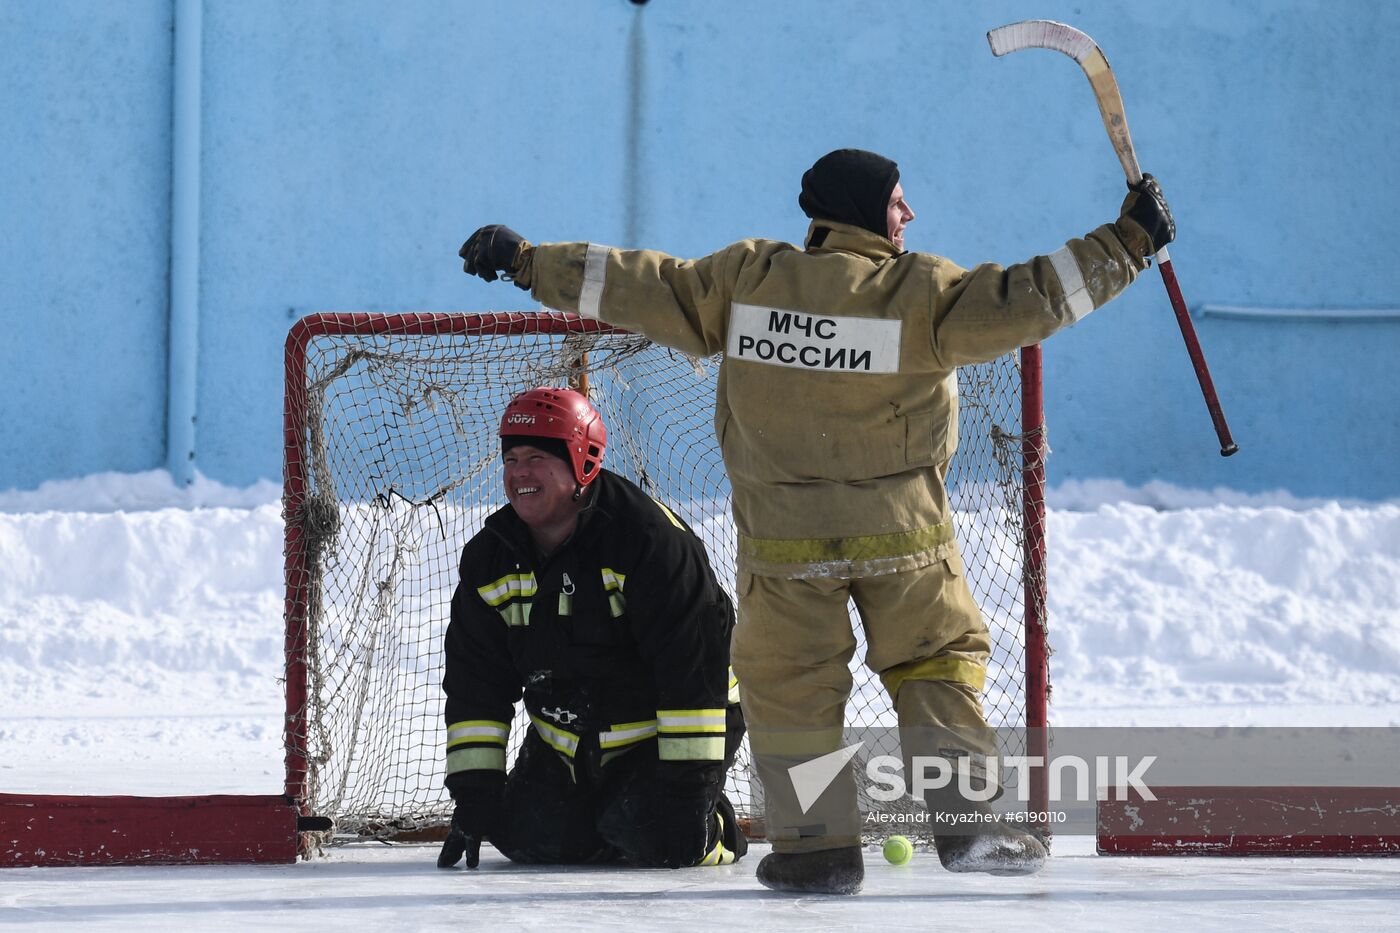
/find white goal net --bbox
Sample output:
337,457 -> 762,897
283,312 -> 1047,841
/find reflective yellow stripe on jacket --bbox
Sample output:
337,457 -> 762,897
650,498 -> 686,530
445,718 -> 510,775
657,708 -> 726,761
530,714 -> 581,757
478,572 -> 537,627
599,719 -> 658,750
738,521 -> 956,573
600,567 -> 626,617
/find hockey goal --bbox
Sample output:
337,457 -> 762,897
283,311 -> 1049,843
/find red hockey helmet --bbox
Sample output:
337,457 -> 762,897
499,387 -> 608,487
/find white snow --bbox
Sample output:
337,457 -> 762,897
1,471 -> 1398,926
1048,499 -> 1400,726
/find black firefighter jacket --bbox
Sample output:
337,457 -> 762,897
442,469 -> 741,794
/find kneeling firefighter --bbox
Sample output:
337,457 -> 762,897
438,387 -> 747,870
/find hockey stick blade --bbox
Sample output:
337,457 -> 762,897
987,20 -> 1141,183
987,20 -> 1239,457
988,19 -> 1098,64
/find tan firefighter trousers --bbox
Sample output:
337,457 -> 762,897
731,551 -> 998,853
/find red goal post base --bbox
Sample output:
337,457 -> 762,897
0,793 -> 319,867
1097,786 -> 1400,856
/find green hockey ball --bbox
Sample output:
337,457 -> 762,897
883,835 -> 914,865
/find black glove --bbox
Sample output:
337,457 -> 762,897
459,224 -> 530,289
437,772 -> 503,869
437,806 -> 482,869
655,785 -> 716,868
1119,173 -> 1175,254
652,764 -> 722,868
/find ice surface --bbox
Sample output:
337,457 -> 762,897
4,838 -> 1399,930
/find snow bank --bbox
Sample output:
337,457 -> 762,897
0,503 -> 285,719
0,471 -> 1396,795
1049,501 -> 1400,723
0,468 -> 282,514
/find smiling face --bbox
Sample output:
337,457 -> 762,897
886,182 -> 915,250
503,443 -> 585,547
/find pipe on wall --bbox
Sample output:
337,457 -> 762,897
623,5 -> 646,249
166,0 -> 202,485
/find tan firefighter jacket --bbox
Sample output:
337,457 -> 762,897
525,216 -> 1152,579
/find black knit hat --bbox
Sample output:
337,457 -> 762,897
501,434 -> 572,466
798,149 -> 901,239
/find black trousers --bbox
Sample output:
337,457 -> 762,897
493,722 -> 741,867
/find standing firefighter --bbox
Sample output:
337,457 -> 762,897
459,149 -> 1173,894
439,387 -> 747,871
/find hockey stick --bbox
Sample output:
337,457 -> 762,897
988,20 -> 1239,457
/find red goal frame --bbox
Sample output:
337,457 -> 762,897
279,311 -> 1054,835
0,311 -> 1049,867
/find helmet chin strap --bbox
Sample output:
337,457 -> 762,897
571,485 -> 584,502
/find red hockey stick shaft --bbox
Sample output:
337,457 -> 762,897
1156,250 -> 1238,456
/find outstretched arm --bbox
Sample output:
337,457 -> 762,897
460,223 -> 769,358
930,182 -> 1170,369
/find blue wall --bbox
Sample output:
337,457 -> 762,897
3,0 -> 1398,500
1,2 -> 174,481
